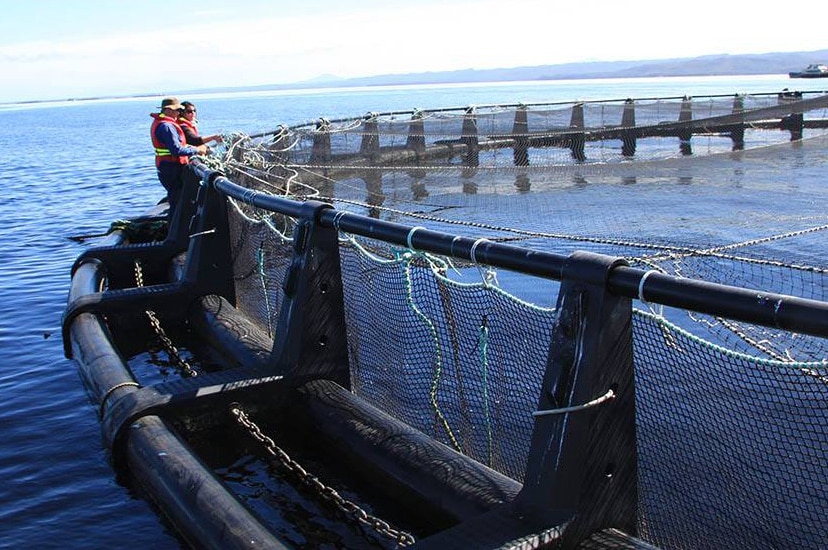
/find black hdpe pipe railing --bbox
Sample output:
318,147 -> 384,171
197,162 -> 828,340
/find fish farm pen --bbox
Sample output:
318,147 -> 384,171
64,90 -> 828,549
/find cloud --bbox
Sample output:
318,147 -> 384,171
1,0 -> 826,102
3,0 -> 572,97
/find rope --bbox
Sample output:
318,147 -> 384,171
477,316 -> 494,466
300,188 -> 828,277
406,226 -> 425,251
220,122 -> 828,277
189,228 -> 216,239
533,388 -> 616,417
67,231 -> 112,243
401,251 -> 460,452
638,224 -> 828,275
68,218 -> 168,243
638,269 -> 660,304
332,210 -> 347,232
99,381 -> 141,418
257,245 -> 273,338
634,308 -> 828,369
470,237 -> 499,288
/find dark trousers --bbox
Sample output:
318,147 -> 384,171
156,162 -> 184,216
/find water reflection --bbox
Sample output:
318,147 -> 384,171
461,166 -> 478,194
412,181 -> 428,200
514,173 -> 531,193
362,171 -> 383,218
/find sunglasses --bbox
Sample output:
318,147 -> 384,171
184,110 -> 196,114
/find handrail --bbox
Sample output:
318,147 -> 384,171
194,160 -> 828,340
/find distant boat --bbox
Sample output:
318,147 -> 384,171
789,63 -> 828,78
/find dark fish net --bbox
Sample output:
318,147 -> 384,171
209,93 -> 828,548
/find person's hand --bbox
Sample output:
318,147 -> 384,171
196,144 -> 209,155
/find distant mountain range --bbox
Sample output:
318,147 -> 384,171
13,49 -> 827,104
189,49 -> 828,95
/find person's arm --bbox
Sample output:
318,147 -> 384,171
181,124 -> 206,146
202,133 -> 223,144
157,123 -> 206,156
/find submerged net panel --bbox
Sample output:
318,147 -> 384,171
210,92 -> 828,549
633,309 -> 828,550
222,193 -> 828,549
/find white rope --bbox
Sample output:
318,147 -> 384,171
189,228 -> 216,239
332,210 -> 347,232
469,237 -> 490,266
470,237 -> 498,287
99,381 -> 141,418
638,269 -> 660,304
407,226 -> 425,250
532,388 -> 615,417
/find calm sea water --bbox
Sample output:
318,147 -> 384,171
0,74 -> 822,549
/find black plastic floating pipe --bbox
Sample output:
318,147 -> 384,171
609,267 -> 828,339
210,170 -> 310,220
193,161 -> 828,340
196,165 -> 568,279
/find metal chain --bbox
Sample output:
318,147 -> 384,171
133,260 -> 198,377
229,405 -> 416,548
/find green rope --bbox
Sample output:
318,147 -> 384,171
437,271 -> 555,314
401,250 -> 460,452
634,308 -> 828,369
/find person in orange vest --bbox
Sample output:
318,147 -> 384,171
178,101 -> 223,147
149,97 -> 207,214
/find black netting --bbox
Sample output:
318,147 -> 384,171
207,93 -> 828,548
227,201 -> 295,336
633,310 -> 828,549
339,239 -> 556,481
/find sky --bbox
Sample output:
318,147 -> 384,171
1,0 -> 826,103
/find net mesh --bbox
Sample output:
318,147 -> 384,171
210,92 -> 828,549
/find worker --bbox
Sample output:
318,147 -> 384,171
178,101 -> 223,146
149,97 -> 207,214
